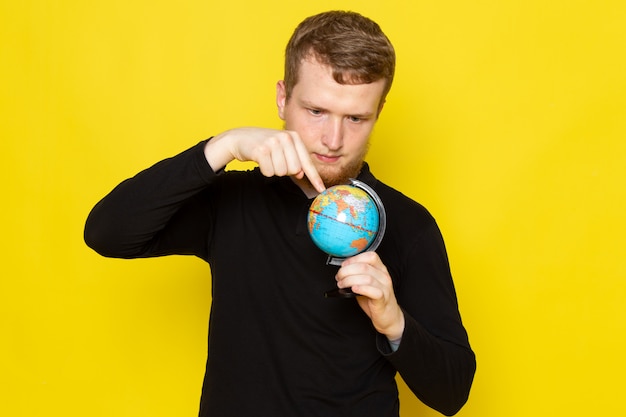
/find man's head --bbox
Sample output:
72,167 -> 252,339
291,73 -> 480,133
277,11 -> 395,188
283,11 -> 395,110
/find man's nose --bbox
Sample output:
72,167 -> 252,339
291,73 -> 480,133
322,118 -> 343,151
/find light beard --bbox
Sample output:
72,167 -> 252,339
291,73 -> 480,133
281,123 -> 371,188
317,139 -> 370,187
312,145 -> 369,190
318,158 -> 365,187
293,152 -> 367,195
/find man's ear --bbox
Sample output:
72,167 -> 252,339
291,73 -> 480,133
276,80 -> 287,120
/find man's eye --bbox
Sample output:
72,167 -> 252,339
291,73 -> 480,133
308,109 -> 322,116
349,116 -> 362,123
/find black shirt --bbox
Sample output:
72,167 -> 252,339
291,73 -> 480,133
84,140 -> 475,416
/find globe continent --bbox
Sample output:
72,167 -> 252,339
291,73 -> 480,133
307,185 -> 380,258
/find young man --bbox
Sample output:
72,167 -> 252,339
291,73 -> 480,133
85,11 -> 476,416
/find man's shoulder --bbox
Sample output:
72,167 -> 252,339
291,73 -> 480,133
374,180 -> 432,217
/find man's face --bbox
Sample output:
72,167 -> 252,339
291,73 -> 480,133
276,57 -> 386,187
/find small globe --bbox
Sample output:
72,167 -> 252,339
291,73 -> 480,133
307,184 -> 381,258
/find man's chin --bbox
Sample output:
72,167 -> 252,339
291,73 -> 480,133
321,175 -> 351,188
318,163 -> 364,187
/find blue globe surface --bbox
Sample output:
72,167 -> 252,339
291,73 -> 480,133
307,184 -> 380,258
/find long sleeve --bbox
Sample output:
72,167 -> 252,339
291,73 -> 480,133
377,311 -> 476,416
84,140 -> 215,259
374,187 -> 476,416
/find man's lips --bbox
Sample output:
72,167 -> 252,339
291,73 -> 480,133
314,153 -> 341,163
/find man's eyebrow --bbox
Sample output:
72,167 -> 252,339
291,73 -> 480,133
299,99 -> 323,109
299,99 -> 375,118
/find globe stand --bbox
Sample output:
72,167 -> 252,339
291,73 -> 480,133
324,255 -> 355,298
324,287 -> 358,298
320,179 -> 386,299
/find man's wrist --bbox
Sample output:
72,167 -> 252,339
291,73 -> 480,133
383,308 -> 405,352
203,132 -> 236,172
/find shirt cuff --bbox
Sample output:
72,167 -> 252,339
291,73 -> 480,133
376,332 -> 402,355
388,337 -> 402,352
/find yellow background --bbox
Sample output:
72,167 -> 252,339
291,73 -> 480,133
2,0 -> 625,416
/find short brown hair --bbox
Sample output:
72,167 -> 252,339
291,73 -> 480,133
284,11 -> 396,103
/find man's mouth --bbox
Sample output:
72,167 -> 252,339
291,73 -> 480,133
314,153 -> 341,164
